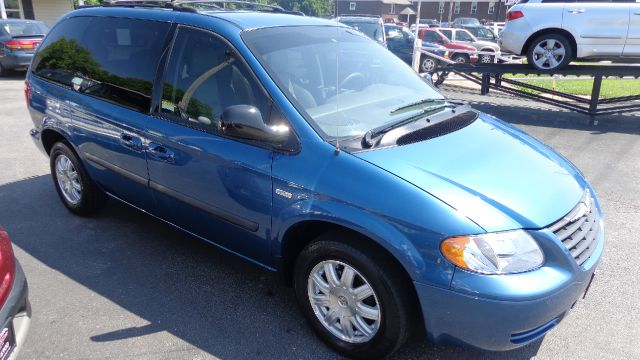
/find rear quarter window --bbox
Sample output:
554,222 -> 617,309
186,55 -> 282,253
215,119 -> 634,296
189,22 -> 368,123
32,16 -> 171,113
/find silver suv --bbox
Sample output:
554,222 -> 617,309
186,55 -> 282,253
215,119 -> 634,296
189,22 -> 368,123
500,0 -> 640,70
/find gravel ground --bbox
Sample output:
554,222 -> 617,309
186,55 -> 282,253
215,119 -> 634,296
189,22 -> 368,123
0,74 -> 639,360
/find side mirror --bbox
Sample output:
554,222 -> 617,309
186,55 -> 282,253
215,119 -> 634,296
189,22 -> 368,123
221,105 -> 291,144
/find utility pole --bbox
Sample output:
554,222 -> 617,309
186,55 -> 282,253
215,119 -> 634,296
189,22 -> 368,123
0,0 -> 7,20
448,0 -> 454,25
411,0 -> 423,72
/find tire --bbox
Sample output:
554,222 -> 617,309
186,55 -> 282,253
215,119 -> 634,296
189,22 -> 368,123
527,33 -> 573,71
451,53 -> 468,64
50,142 -> 107,216
419,56 -> 437,73
294,232 -> 416,359
479,52 -> 494,64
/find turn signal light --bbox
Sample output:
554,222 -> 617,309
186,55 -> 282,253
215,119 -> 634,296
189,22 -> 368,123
507,11 -> 524,21
440,236 -> 470,269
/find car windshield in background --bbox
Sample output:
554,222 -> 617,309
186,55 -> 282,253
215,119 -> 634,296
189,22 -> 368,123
467,27 -> 495,41
0,21 -> 48,37
337,20 -> 382,43
242,26 -> 442,140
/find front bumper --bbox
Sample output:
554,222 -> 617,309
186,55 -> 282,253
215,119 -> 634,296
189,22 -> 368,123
0,261 -> 31,360
415,227 -> 604,351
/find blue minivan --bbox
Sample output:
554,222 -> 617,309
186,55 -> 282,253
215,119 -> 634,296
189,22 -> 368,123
26,2 -> 603,358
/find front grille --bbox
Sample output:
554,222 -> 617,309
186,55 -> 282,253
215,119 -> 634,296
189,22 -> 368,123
548,190 -> 601,267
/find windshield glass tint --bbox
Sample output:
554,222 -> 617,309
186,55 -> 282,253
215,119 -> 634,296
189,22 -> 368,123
338,21 -> 382,42
1,21 -> 48,37
242,26 -> 442,140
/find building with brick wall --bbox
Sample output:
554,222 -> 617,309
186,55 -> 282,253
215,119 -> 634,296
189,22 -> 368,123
336,0 -> 511,24
0,0 -> 74,27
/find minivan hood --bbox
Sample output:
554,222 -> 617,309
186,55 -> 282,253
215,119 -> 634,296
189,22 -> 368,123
355,114 -> 586,232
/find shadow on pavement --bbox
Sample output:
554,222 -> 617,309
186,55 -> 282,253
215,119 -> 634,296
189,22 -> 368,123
0,174 -> 543,360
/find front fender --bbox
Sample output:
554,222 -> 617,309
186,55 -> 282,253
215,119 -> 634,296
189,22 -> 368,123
273,198 -> 457,289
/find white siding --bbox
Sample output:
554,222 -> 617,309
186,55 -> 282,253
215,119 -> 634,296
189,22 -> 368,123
32,0 -> 73,26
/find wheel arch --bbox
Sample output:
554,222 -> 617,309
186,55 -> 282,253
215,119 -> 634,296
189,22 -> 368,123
522,28 -> 577,59
41,128 -> 72,155
278,218 -> 426,331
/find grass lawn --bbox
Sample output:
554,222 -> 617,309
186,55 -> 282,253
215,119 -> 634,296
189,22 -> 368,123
508,78 -> 640,98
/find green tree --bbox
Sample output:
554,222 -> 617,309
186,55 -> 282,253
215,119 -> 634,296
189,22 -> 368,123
275,0 -> 334,17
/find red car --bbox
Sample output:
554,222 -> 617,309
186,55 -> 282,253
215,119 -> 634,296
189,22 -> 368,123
0,227 -> 30,360
419,28 -> 478,63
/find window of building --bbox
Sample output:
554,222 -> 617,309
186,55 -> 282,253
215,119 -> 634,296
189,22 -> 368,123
32,17 -> 172,114
349,2 -> 356,11
488,1 -> 496,14
471,1 -> 478,14
438,1 -> 445,14
3,0 -> 23,19
454,1 -> 461,14
160,27 -> 268,134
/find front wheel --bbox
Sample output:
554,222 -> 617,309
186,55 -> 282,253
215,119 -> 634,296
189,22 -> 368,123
294,233 -> 416,359
451,54 -> 468,64
479,52 -> 494,64
527,34 -> 573,71
419,56 -> 437,73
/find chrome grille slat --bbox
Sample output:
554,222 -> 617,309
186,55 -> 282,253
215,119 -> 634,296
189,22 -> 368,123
571,222 -> 598,257
555,210 -> 590,242
562,207 -> 597,248
576,232 -> 600,266
548,191 -> 601,268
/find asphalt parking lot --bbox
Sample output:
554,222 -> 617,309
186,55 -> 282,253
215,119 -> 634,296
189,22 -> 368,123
1,74 -> 639,359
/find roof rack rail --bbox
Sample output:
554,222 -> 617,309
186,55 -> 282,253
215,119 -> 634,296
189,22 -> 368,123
174,0 -> 303,15
97,0 -> 303,15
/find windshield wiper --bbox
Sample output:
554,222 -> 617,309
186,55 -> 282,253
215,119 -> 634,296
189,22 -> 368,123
389,98 -> 465,114
362,104 -> 448,148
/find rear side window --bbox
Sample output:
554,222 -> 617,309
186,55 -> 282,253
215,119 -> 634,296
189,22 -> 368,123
440,29 -> 453,40
159,27 -> 269,133
32,17 -> 171,113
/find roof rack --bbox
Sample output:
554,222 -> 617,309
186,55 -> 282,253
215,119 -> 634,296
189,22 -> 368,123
98,0 -> 303,15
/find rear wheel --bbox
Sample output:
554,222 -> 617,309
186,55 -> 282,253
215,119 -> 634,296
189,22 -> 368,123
50,142 -> 107,215
527,33 -> 573,71
294,232 -> 416,359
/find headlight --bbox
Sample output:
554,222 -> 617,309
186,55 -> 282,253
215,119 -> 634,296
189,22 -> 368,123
440,230 -> 544,274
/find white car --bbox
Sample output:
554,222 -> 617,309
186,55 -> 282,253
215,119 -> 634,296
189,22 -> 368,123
499,0 -> 640,70
438,28 -> 501,63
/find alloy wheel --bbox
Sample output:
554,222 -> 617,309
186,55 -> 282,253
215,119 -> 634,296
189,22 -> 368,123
532,39 -> 566,70
307,260 -> 381,343
55,154 -> 82,204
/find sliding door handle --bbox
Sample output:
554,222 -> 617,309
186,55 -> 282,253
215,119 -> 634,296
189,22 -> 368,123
148,142 -> 175,164
119,133 -> 143,151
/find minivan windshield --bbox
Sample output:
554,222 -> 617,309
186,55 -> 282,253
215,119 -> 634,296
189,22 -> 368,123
242,26 -> 442,140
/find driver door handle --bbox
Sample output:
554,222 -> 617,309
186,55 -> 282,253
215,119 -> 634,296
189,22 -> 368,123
567,9 -> 585,14
119,133 -> 143,152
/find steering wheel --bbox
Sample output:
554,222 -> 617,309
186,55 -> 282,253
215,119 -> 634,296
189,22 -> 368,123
339,72 -> 366,92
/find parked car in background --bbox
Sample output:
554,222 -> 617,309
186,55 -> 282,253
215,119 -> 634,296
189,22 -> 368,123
487,21 -> 505,35
0,226 -> 31,360
452,17 -> 480,27
439,28 -> 500,63
461,25 -> 498,43
336,15 -> 386,46
0,19 -> 48,75
385,24 -> 449,72
383,18 -> 407,27
500,0 -> 640,70
409,18 -> 439,31
419,28 -> 479,63
27,4 -> 604,359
